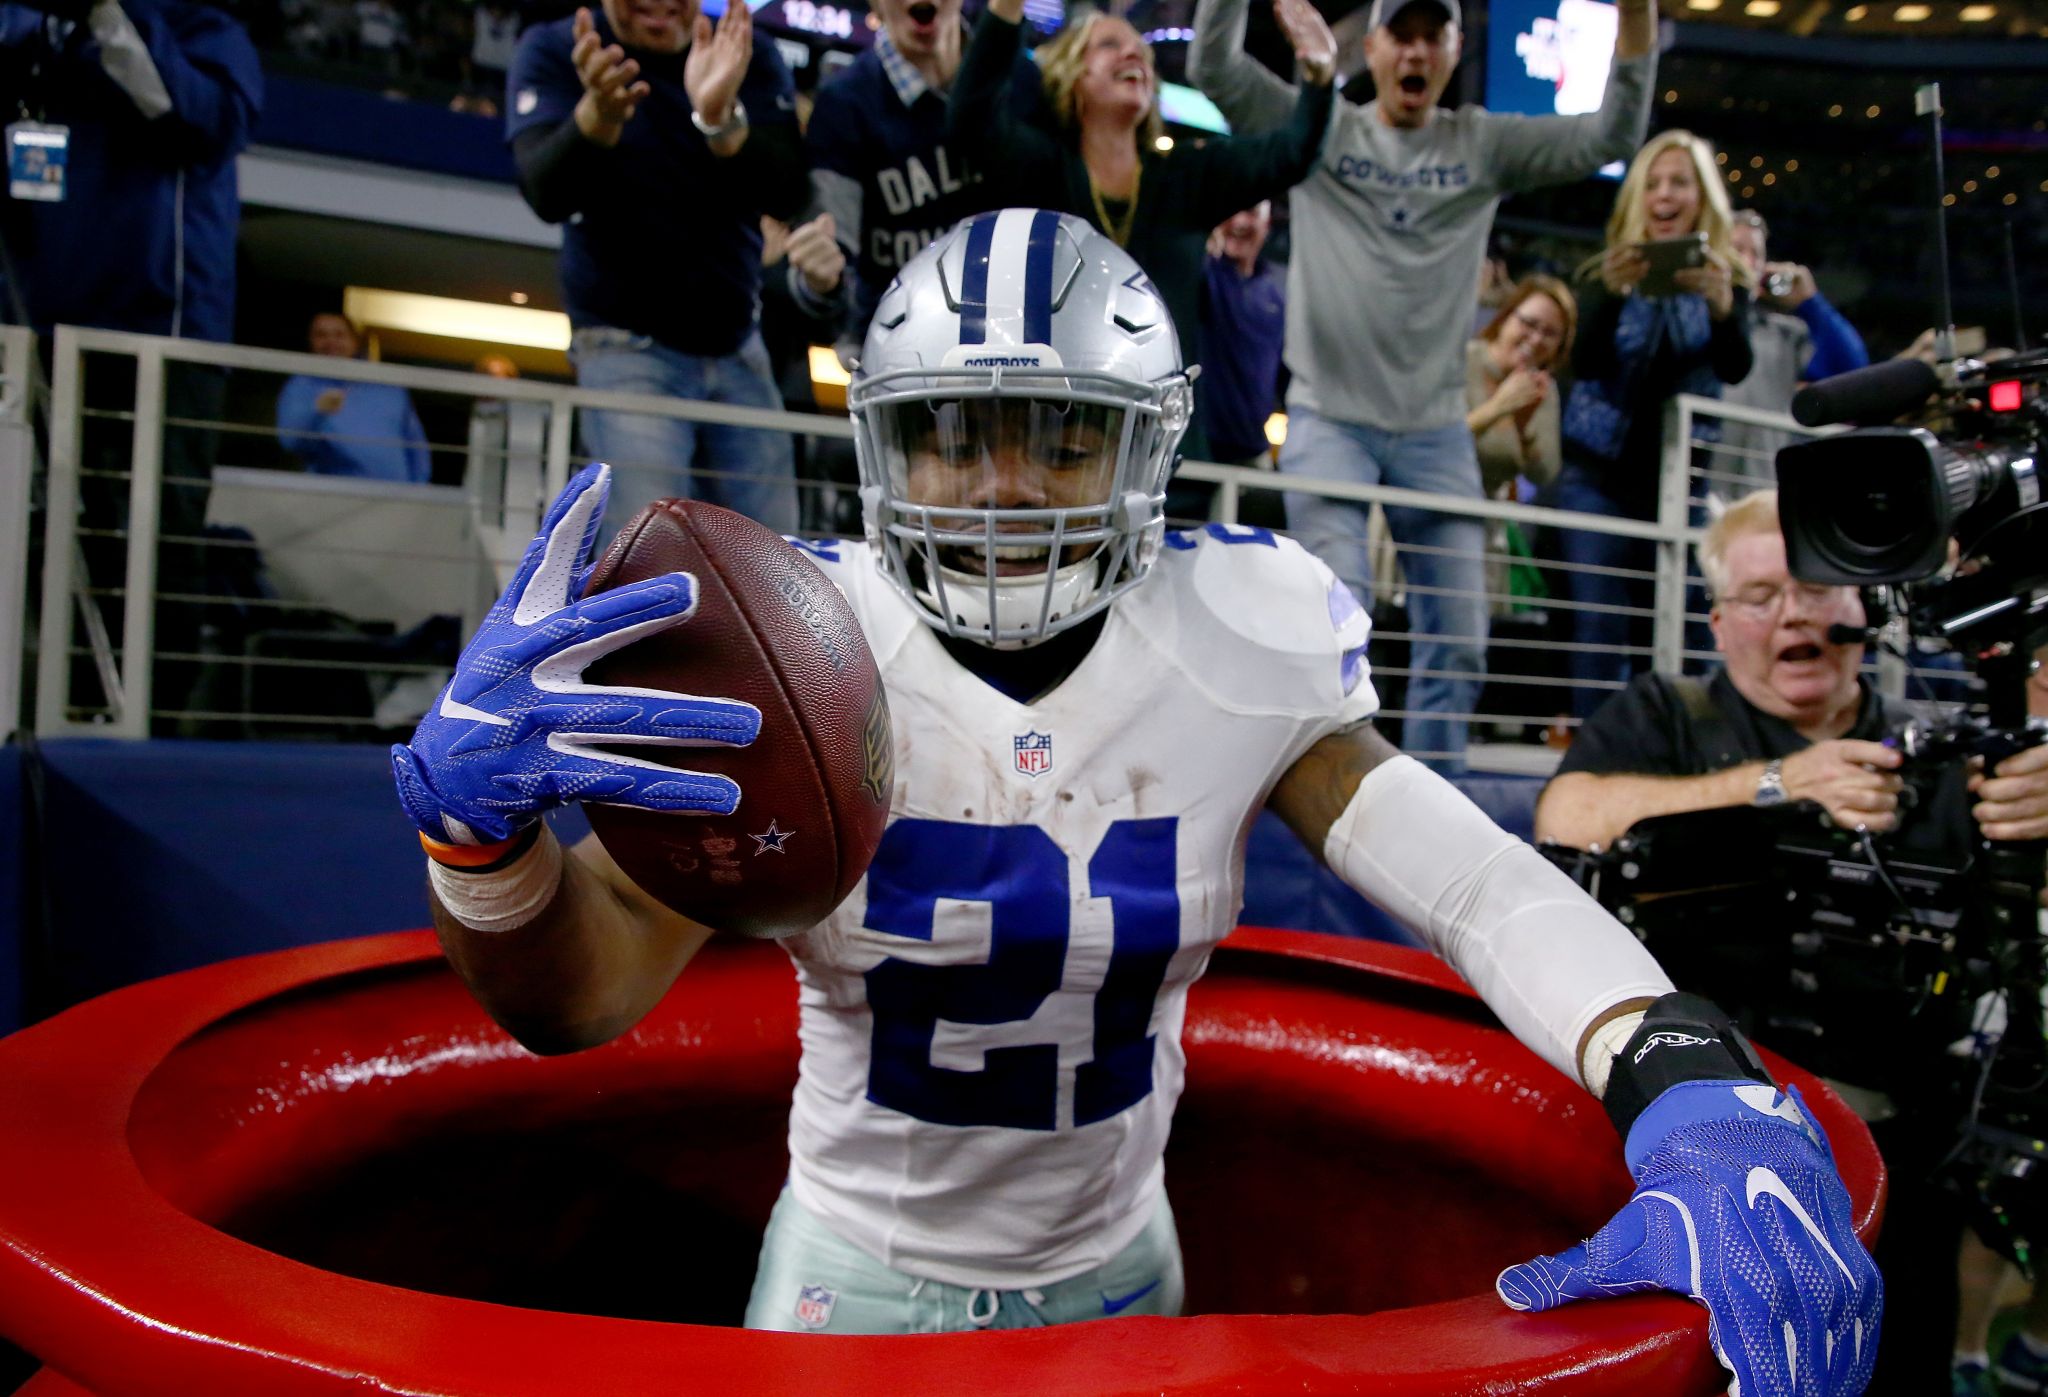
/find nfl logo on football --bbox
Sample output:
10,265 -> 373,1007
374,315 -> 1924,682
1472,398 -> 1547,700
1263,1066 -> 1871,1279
1014,730 -> 1053,779
794,1283 -> 836,1330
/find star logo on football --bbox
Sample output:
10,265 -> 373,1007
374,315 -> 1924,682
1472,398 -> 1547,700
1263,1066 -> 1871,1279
749,820 -> 794,855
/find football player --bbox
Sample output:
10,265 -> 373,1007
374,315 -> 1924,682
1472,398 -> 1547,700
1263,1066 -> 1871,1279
392,209 -> 1881,1392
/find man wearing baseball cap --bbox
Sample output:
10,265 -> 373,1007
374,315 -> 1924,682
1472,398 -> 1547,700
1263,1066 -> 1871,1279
1190,0 -> 1655,775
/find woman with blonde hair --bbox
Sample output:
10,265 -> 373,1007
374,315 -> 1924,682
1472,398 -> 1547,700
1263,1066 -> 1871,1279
1544,129 -> 1754,714
947,0 -> 1335,478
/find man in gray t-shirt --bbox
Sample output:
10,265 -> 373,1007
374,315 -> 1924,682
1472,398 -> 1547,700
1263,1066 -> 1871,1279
1190,0 -> 1653,773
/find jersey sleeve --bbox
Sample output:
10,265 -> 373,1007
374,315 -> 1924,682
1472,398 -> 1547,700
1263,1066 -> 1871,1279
1161,524 -> 1379,730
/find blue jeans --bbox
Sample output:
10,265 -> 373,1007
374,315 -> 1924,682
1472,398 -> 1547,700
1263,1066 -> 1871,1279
1537,464 -> 1652,718
744,1187 -> 1184,1334
1279,409 -> 1487,773
571,326 -> 798,537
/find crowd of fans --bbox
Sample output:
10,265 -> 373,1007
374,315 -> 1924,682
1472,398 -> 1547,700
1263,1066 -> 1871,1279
13,0 -> 2048,1386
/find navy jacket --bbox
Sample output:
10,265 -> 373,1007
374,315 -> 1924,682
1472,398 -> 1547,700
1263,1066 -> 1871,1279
505,11 -> 807,356
1,0 -> 261,342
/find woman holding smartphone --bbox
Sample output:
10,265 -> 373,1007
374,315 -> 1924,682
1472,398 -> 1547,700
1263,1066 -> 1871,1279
1544,129 -> 1753,716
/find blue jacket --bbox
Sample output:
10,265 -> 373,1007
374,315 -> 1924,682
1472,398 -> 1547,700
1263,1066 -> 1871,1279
277,374 -> 432,484
1,0 -> 262,342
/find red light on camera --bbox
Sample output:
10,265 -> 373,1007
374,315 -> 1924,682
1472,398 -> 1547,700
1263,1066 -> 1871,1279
1988,379 -> 2023,413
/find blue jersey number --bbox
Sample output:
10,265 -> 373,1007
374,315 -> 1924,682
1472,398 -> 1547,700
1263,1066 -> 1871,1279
862,817 -> 1181,1130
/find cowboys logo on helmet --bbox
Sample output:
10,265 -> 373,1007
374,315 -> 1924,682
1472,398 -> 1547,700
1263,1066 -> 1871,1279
848,208 -> 1194,649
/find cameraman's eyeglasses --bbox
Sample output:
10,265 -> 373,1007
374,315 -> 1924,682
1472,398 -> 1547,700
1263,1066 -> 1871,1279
1721,581 -> 1842,617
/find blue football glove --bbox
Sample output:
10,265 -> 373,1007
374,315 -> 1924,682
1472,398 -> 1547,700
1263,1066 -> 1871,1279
392,463 -> 761,845
1497,1079 -> 1882,1397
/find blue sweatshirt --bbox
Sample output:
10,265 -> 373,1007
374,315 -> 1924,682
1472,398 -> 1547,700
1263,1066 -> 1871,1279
1,0 -> 262,342
276,374 -> 432,484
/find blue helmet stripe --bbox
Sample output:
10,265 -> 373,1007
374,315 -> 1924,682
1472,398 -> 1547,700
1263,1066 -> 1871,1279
1022,209 -> 1061,345
957,213 -> 999,345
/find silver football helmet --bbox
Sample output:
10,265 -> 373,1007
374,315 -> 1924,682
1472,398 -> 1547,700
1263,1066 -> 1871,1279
849,208 -> 1193,649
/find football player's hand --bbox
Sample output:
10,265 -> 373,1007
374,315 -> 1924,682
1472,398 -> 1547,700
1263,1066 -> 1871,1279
391,463 -> 760,845
684,0 -> 752,132
571,7 -> 649,146
786,213 -> 846,295
1498,1080 -> 1882,1397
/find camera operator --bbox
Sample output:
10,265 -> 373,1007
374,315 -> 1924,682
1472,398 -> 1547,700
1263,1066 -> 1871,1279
1536,489 -> 1908,851
1535,489 -> 2048,1393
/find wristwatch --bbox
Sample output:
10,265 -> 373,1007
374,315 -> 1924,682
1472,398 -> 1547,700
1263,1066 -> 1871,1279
1752,758 -> 1788,808
690,100 -> 748,140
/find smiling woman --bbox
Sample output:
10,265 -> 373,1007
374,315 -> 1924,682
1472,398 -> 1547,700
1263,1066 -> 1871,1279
943,0 -> 1336,470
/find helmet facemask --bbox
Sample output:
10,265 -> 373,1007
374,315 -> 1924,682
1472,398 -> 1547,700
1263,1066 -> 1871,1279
853,365 -> 1188,648
849,209 -> 1193,648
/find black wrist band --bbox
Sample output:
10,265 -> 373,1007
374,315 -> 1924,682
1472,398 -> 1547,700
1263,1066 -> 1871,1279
1602,992 -> 1775,1138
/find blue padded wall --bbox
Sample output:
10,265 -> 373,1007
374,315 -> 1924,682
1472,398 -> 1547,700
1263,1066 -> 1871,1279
1,739 -> 1543,1024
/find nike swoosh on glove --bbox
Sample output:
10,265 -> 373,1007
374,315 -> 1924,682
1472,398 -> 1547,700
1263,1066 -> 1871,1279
1497,1079 -> 1882,1397
392,462 -> 762,845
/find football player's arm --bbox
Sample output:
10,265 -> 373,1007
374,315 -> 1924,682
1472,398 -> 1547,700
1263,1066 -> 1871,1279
393,464 -> 760,1054
1268,721 -> 1670,1093
1274,725 -> 1884,1396
431,828 -> 716,1055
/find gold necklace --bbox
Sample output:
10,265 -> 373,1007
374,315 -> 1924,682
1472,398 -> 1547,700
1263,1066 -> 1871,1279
1088,160 -> 1142,248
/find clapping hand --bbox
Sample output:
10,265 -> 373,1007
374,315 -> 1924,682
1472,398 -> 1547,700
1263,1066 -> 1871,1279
571,7 -> 649,146
686,0 -> 754,132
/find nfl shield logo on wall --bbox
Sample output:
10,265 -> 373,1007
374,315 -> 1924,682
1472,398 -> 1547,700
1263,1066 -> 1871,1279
794,1283 -> 837,1330
1014,730 -> 1053,779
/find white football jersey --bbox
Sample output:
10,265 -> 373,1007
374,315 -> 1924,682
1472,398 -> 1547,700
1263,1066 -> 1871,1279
778,524 -> 1377,1289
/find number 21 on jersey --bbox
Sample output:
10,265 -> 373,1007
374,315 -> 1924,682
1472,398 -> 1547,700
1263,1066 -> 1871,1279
862,817 -> 1181,1131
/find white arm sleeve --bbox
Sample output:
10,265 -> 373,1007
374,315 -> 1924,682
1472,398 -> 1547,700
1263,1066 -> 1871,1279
1323,754 -> 1674,1088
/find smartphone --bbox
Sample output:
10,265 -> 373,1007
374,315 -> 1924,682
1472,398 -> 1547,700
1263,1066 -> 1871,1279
1637,233 -> 1708,299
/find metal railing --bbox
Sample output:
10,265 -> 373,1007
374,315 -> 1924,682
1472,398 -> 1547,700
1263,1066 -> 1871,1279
17,328 -> 1837,766
0,325 -> 35,737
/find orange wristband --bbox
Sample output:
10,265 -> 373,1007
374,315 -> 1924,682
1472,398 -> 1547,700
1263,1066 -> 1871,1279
420,826 -> 529,869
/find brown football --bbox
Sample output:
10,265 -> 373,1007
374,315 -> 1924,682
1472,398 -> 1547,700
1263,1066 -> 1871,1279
580,499 -> 892,939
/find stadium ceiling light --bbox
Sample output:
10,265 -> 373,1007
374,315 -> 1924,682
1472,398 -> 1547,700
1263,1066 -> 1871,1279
1893,3 -> 1930,18
1155,135 -> 1175,151
341,287 -> 570,351
1685,0 -> 1722,11
1959,2 -> 1995,17
1744,0 -> 1780,15
1844,4 -> 1867,17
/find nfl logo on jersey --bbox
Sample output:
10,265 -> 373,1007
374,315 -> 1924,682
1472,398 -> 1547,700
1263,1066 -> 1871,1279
1014,730 -> 1053,779
794,1283 -> 836,1330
